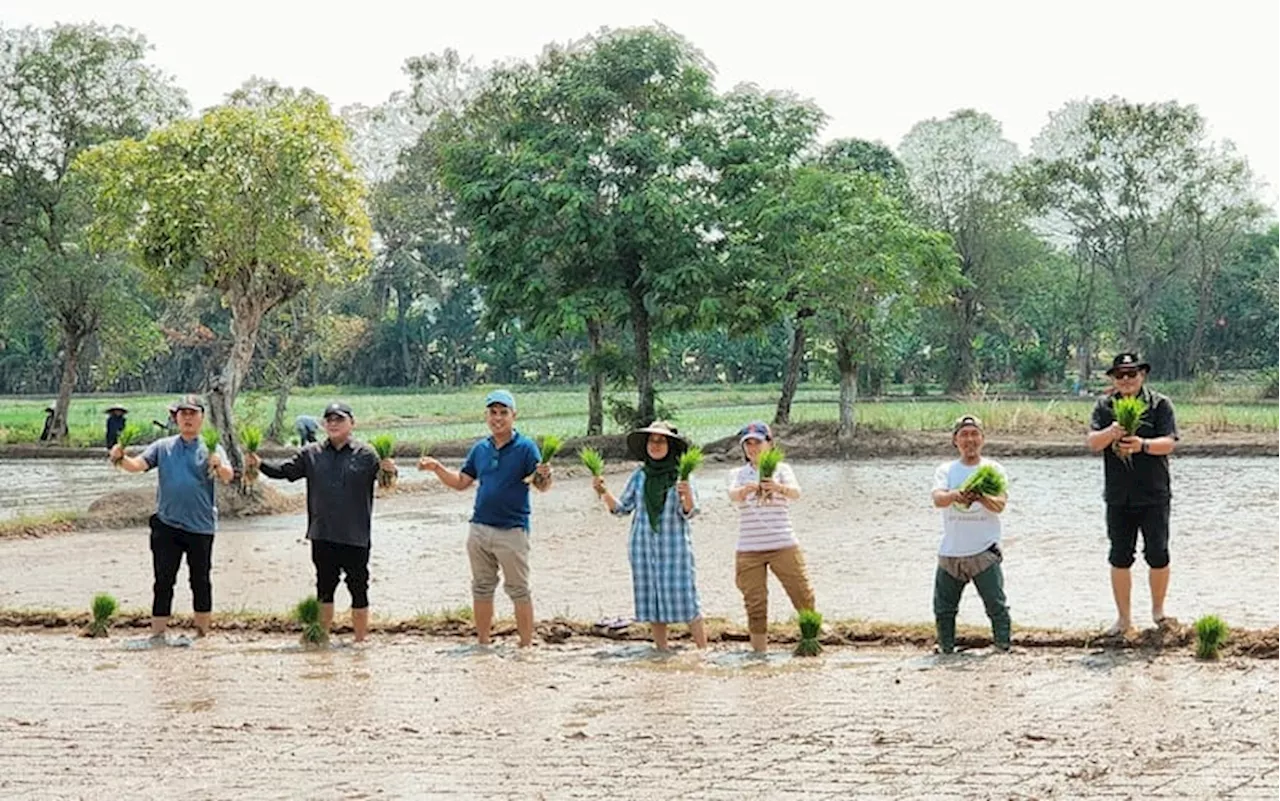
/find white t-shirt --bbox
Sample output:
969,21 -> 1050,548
728,462 -> 800,552
933,458 -> 1007,557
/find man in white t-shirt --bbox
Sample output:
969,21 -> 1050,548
930,414 -> 1010,653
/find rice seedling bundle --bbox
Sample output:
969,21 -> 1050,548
677,447 -> 703,481
85,592 -> 117,638
794,608 -> 823,657
111,424 -> 144,465
756,447 -> 784,503
1194,614 -> 1229,660
240,425 -> 262,483
537,435 -> 562,463
370,434 -> 397,490
202,428 -> 221,479
960,464 -> 1007,497
294,595 -> 328,646
579,447 -> 605,477
1111,396 -> 1148,467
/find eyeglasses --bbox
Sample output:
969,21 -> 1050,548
1113,370 -> 1141,380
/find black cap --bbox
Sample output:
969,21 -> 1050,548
951,414 -> 984,435
1106,353 -> 1151,376
323,401 -> 354,420
173,394 -> 205,412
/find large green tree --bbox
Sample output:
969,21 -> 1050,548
0,23 -> 186,439
75,85 -> 372,466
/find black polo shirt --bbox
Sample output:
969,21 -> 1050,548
1089,386 -> 1179,507
259,438 -> 381,547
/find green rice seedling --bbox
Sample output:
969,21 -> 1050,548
111,423 -> 144,466
240,425 -> 262,483
1194,615 -> 1229,660
756,446 -> 785,503
1111,395 -> 1148,467
294,595 -> 328,646
538,435 -> 562,464
370,434 -> 396,490
793,608 -> 823,657
961,465 -> 1007,497
677,447 -> 704,481
579,447 -> 605,477
85,592 -> 117,638
202,428 -> 221,479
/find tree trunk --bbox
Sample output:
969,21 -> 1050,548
836,338 -> 858,443
49,326 -> 88,443
945,290 -> 977,395
628,283 -> 655,425
774,315 -> 807,426
586,317 -> 604,436
208,302 -> 266,480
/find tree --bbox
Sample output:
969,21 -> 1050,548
899,110 -> 1023,393
437,26 -> 728,429
797,168 -> 959,440
75,86 -> 372,470
0,23 -> 186,440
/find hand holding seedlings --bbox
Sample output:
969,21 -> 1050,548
417,455 -> 441,472
591,475 -> 607,496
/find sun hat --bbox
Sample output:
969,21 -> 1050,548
625,420 -> 688,461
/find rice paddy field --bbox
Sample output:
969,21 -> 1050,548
2,382 -> 1276,448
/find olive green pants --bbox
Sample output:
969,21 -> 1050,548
933,552 -> 1010,653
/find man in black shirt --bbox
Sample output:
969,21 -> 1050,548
248,401 -> 396,643
1087,353 -> 1179,638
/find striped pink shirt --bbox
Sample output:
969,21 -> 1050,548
728,462 -> 800,552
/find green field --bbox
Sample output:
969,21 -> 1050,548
2,383 -> 1275,448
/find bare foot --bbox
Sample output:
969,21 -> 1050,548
1102,620 -> 1133,639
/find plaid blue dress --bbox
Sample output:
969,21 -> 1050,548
613,468 -> 703,623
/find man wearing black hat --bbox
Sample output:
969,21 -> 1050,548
1087,353 -> 1179,638
248,401 -> 396,643
104,406 -> 128,448
111,394 -> 235,643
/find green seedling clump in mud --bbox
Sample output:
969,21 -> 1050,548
293,595 -> 328,646
579,447 -> 605,477
961,464 -> 1006,497
537,435 -> 562,464
111,424 -> 144,465
370,435 -> 397,490
1194,614 -> 1229,660
677,447 -> 704,481
240,426 -> 263,483
85,592 -> 117,638
794,608 -> 823,657
1111,395 -> 1148,467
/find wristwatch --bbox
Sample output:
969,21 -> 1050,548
1140,439 -> 1149,455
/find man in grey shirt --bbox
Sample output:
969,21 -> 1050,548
249,401 -> 396,643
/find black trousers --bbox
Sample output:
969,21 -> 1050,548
149,515 -> 214,617
1106,503 -> 1171,569
311,539 -> 371,609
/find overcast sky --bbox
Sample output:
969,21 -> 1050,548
8,0 -> 1278,208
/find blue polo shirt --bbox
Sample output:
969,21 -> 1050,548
141,435 -> 225,535
461,430 -> 542,531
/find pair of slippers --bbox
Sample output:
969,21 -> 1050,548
593,616 -> 631,631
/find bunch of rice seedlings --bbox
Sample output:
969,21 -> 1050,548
793,608 -> 823,657
84,593 -> 117,638
1194,615 -> 1229,660
756,447 -> 784,503
579,447 -> 605,476
371,434 -> 396,490
240,425 -> 262,483
538,435 -> 562,463
1111,395 -> 1148,467
202,428 -> 221,479
677,447 -> 704,481
294,595 -> 328,646
111,423 -> 144,466
961,465 -> 1007,497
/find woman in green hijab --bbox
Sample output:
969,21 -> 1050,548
592,421 -> 707,650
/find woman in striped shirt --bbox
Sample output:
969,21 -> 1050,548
727,421 -> 816,653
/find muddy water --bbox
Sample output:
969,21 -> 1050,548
1,457 -> 1275,630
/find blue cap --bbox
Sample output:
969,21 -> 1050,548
738,421 -> 772,443
484,389 -> 516,410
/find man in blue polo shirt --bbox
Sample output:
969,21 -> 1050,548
110,394 -> 235,643
419,389 -> 552,648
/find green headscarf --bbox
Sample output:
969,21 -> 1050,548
641,450 -> 679,531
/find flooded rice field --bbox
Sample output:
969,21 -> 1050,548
0,456 -> 1276,630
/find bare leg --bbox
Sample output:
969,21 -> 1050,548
514,601 -> 534,648
321,603 -> 335,639
1109,567 -> 1133,634
688,617 -> 708,649
749,633 -> 768,653
352,608 -> 369,643
651,623 -> 669,650
1149,567 -> 1171,623
473,598 -> 494,645
150,616 -> 169,637
193,612 -> 212,637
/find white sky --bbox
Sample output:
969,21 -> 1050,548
7,0 -> 1279,208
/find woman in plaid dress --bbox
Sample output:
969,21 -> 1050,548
592,421 -> 708,650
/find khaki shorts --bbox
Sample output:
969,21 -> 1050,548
467,523 -> 531,602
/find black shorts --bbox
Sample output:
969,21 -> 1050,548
1106,504 -> 1171,569
311,539 -> 371,608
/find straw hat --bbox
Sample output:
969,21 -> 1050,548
625,420 -> 688,461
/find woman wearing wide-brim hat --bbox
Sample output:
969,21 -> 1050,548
592,421 -> 707,650
104,404 -> 129,449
